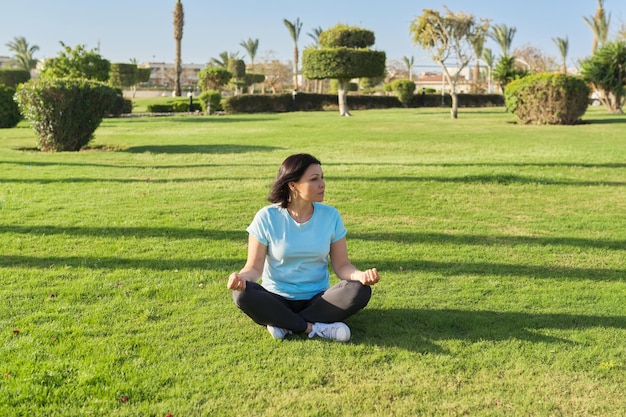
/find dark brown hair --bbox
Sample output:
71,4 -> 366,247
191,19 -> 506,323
268,153 -> 321,208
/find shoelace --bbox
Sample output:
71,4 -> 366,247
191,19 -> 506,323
308,323 -> 330,339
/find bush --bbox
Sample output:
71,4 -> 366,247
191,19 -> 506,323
15,78 -> 118,151
0,69 -> 31,88
390,79 -> 416,107
0,86 -> 22,128
108,95 -> 133,117
505,73 -> 589,125
146,99 -> 201,113
198,90 -> 223,114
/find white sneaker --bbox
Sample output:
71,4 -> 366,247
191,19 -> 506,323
308,322 -> 351,342
267,325 -> 291,340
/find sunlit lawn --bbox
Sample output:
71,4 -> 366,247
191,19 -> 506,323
1,106 -> 625,416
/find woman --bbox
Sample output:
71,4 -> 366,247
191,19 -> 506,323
227,153 -> 380,342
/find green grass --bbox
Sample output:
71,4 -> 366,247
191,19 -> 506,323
1,107 -> 625,416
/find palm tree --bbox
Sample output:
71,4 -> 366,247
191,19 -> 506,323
239,38 -> 259,72
283,17 -> 303,91
619,23 -> 626,40
552,36 -> 569,74
173,0 -> 184,96
481,48 -> 495,93
307,26 -> 324,48
5,36 -> 39,71
402,56 -> 415,81
489,24 -> 516,56
306,26 -> 325,93
210,51 -> 240,68
469,29 -> 487,85
583,0 -> 611,54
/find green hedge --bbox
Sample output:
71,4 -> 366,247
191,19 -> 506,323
15,78 -> 118,151
505,73 -> 589,125
146,101 -> 202,113
223,92 -> 505,113
0,86 -> 22,128
0,69 -> 30,88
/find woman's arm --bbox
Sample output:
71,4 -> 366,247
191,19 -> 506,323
329,237 -> 380,286
227,234 -> 267,291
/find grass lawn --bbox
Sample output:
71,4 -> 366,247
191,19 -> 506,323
1,107 -> 625,416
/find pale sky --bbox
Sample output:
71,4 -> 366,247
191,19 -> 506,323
2,0 -> 624,70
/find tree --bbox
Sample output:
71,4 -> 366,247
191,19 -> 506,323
303,24 -> 386,117
581,40 -> 626,114
489,24 -> 516,56
402,56 -> 414,81
552,37 -> 569,74
41,43 -> 110,81
109,63 -> 137,90
173,0 -> 184,96
481,48 -> 495,93
210,51 -> 240,68
492,55 -> 527,93
512,44 -> 557,73
619,23 -> 626,40
197,66 -> 232,91
283,18 -> 303,91
306,26 -> 324,93
469,30 -> 486,85
583,0 -> 611,54
410,7 -> 490,118
239,38 -> 259,72
5,36 -> 39,71
307,26 -> 324,48
228,59 -> 246,95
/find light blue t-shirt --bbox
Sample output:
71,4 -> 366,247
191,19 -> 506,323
246,202 -> 347,300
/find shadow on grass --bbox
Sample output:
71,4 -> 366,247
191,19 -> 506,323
0,176 -> 261,184
582,117 -> 626,125
350,231 -> 626,251
123,144 -> 283,154
2,254 -> 623,282
5,226 -> 624,252
350,308 -> 626,354
1,225 -> 243,240
368,259 -> 625,282
325,162 -> 626,169
1,160 -> 273,169
332,174 -> 626,187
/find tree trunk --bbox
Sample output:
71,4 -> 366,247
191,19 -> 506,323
337,79 -> 351,117
293,46 -> 299,91
450,92 -> 458,119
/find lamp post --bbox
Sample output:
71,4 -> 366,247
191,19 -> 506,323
187,89 -> 194,113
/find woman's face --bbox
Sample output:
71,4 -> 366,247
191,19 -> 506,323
291,164 -> 325,204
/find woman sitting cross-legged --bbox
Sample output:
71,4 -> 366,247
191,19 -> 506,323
227,153 -> 380,342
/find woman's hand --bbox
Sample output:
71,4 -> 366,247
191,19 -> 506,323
227,273 -> 247,291
357,268 -> 380,286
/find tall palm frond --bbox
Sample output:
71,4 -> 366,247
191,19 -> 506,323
5,36 -> 39,71
489,24 -> 516,56
283,17 -> 303,90
552,36 -> 569,73
402,56 -> 415,80
583,0 -> 611,54
210,51 -> 240,68
239,38 -> 259,72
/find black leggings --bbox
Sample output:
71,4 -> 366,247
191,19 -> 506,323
232,280 -> 372,333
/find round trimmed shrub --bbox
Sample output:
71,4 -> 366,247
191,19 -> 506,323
0,86 -> 22,128
390,79 -> 416,107
505,73 -> 589,125
15,78 -> 118,151
198,90 -> 222,114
